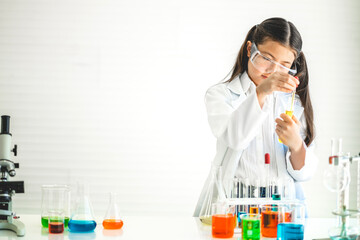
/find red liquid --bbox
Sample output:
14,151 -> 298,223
49,222 -> 64,234
102,219 -> 123,229
212,214 -> 236,238
261,211 -> 291,238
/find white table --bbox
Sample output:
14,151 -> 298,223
0,215 -> 353,239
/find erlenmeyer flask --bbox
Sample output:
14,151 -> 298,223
68,183 -> 97,232
199,164 -> 226,225
102,192 -> 124,229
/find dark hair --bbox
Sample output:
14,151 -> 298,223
227,17 -> 314,146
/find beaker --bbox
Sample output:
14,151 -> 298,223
102,192 -> 123,230
277,203 -> 305,240
211,202 -> 236,238
261,204 -> 289,238
199,164 -> 226,225
41,185 -> 70,228
240,214 -> 260,240
68,183 -> 97,232
48,210 -> 65,234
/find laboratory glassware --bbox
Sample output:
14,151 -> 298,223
199,164 -> 226,225
278,82 -> 297,144
261,204 -> 290,238
41,185 -> 70,228
324,138 -> 360,239
277,203 -> 305,240
211,202 -> 236,238
264,153 -> 271,198
102,192 -> 123,229
68,183 -> 97,232
240,214 -> 261,240
48,210 -> 65,234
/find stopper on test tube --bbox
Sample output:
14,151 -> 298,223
265,153 -> 270,164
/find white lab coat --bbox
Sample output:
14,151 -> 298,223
193,72 -> 318,217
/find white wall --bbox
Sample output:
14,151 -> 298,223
0,0 -> 359,218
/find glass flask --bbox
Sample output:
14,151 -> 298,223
68,183 -> 97,232
199,164 -> 226,225
102,192 -> 124,229
41,185 -> 70,228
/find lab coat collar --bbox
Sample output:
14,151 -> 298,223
227,71 -> 254,95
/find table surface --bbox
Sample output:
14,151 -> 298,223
0,215 -> 354,240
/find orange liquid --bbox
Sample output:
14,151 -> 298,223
212,214 -> 235,238
102,219 -> 123,229
261,211 -> 291,238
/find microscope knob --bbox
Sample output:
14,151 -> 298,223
9,170 -> 16,177
12,144 -> 17,156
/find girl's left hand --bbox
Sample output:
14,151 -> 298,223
275,114 -> 303,152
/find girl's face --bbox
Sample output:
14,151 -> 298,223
246,40 -> 297,86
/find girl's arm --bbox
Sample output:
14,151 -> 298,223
205,84 -> 270,150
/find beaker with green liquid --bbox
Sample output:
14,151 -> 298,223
240,214 -> 261,240
41,185 -> 70,228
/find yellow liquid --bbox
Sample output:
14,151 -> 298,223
278,110 -> 294,143
199,215 -> 212,225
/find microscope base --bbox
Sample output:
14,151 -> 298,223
0,219 -> 25,236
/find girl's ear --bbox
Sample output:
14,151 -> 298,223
246,41 -> 252,57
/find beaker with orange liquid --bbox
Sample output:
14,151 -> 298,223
212,202 -> 236,238
260,204 -> 291,238
102,192 -> 123,230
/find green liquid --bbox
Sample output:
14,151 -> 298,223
242,218 -> 260,240
41,216 -> 69,228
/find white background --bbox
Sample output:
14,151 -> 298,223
0,0 -> 359,218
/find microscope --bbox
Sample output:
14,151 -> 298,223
0,115 -> 25,236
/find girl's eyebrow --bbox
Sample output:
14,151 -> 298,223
262,51 -> 292,65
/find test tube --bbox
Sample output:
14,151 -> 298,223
265,153 -> 271,198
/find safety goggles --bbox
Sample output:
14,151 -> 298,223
250,43 -> 297,76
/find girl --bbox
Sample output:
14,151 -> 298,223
194,17 -> 318,217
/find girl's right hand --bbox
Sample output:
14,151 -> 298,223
256,72 -> 299,96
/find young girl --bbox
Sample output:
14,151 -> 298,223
194,17 -> 318,217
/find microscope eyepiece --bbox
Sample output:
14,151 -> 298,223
1,116 -> 10,135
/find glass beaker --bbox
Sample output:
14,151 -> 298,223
277,203 -> 305,240
41,185 -> 70,228
261,204 -> 288,238
102,192 -> 123,229
199,164 -> 226,225
240,214 -> 260,240
68,183 -> 97,232
211,202 -> 236,238
48,210 -> 65,234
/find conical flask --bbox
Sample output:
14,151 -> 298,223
68,183 -> 97,232
199,164 -> 226,225
102,192 -> 124,229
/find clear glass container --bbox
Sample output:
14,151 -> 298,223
240,214 -> 260,240
41,185 -> 70,228
211,202 -> 236,238
68,183 -> 97,232
102,192 -> 123,229
199,164 -> 226,225
277,203 -> 305,240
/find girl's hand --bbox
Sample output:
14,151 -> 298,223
256,72 -> 299,96
275,113 -> 303,152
